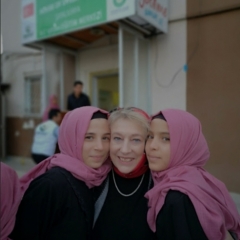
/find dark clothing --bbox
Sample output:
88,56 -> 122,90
31,153 -> 49,164
10,167 -> 94,240
67,93 -> 91,110
92,170 -> 155,240
156,190 -> 208,240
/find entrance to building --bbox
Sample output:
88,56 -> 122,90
90,70 -> 119,112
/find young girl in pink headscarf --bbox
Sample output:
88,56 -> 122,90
145,109 -> 240,240
10,106 -> 112,240
42,94 -> 60,122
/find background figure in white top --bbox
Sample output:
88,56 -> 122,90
31,109 -> 62,164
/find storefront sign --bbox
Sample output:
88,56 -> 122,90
137,0 -> 168,33
22,0 -> 167,44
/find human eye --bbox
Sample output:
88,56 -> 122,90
113,136 -> 121,141
85,135 -> 93,140
103,135 -> 110,141
147,135 -> 153,140
162,137 -> 170,142
132,138 -> 141,143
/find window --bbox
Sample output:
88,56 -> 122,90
25,76 -> 41,116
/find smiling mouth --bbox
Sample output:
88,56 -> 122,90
118,157 -> 134,162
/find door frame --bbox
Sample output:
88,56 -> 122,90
89,69 -> 118,107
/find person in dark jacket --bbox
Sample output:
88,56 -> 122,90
10,106 -> 111,240
92,107 -> 155,240
145,109 -> 240,240
67,81 -> 91,110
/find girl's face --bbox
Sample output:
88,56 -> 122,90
82,118 -> 110,169
110,119 -> 147,174
145,119 -> 171,172
51,96 -> 58,105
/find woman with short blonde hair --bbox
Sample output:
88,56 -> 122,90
92,107 -> 155,240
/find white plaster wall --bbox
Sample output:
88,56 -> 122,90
2,54 -> 42,117
150,20 -> 187,114
1,0 -> 38,54
2,0 -> 43,117
77,45 -> 119,94
168,0 -> 186,21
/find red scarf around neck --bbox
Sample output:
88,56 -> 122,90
113,154 -> 149,178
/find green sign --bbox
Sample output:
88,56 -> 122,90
22,0 -> 136,43
36,0 -> 106,39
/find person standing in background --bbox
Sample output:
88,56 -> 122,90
42,94 -> 60,122
31,109 -> 62,164
67,81 -> 91,110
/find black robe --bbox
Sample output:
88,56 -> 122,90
92,169 -> 156,240
156,190 -> 208,240
10,167 -> 94,240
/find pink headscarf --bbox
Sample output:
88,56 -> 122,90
21,106 -> 112,192
42,94 -> 60,122
145,109 -> 240,240
0,163 -> 21,240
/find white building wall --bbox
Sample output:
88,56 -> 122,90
1,0 -> 38,53
149,0 -> 187,114
2,0 -> 43,117
77,45 -> 119,94
2,54 -> 42,117
150,20 -> 187,113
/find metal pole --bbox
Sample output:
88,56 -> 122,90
147,40 -> 152,114
118,26 -> 124,107
41,46 -> 47,114
92,77 -> 98,107
134,36 -> 139,107
60,52 -> 64,110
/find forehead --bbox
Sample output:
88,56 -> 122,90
111,118 -> 146,136
87,118 -> 110,132
150,119 -> 169,132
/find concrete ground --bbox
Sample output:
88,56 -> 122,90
2,156 -> 36,177
1,156 -> 240,239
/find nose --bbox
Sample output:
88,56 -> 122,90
149,138 -> 159,150
120,140 -> 131,154
94,138 -> 104,150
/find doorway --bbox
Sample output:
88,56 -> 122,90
90,70 -> 119,112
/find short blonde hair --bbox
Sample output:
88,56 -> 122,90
108,107 -> 150,136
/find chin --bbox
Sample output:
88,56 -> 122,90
90,162 -> 104,169
115,165 -> 134,174
148,164 -> 161,172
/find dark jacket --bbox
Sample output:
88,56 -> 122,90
10,167 -> 94,240
92,170 -> 156,240
67,93 -> 91,110
156,190 -> 208,240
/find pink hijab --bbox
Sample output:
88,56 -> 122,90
145,109 -> 240,240
21,106 -> 112,192
0,163 -> 21,240
42,94 -> 60,122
